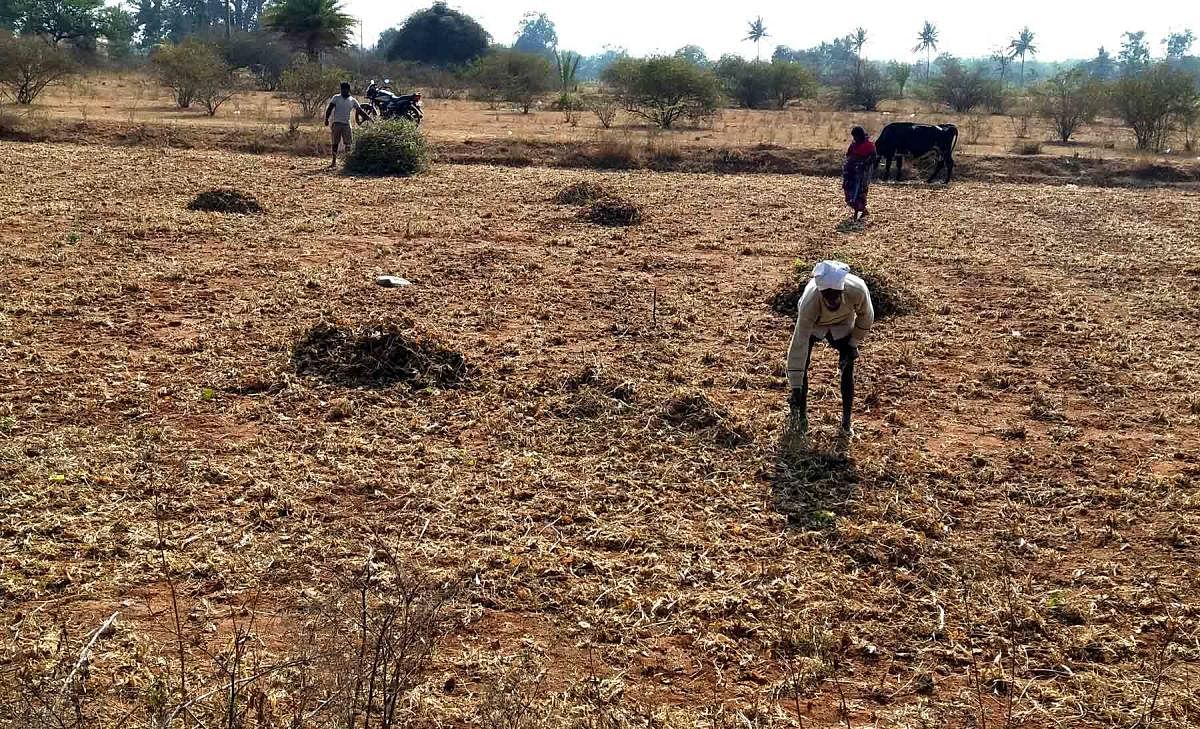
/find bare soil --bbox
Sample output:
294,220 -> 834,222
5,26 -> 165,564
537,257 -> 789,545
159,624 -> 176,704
1,141 -> 1199,727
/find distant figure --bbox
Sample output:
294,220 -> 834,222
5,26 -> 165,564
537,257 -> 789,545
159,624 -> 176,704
786,260 -> 875,435
843,126 -> 876,221
325,82 -> 369,168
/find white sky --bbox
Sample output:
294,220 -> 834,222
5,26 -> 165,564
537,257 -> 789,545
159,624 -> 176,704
343,0 -> 1199,62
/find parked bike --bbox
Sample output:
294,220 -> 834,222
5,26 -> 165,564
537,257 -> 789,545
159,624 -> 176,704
363,79 -> 424,126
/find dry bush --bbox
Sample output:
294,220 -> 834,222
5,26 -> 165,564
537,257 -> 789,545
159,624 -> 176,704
581,196 -> 643,227
553,180 -> 612,205
1011,140 -> 1043,155
187,187 -> 263,214
551,363 -> 637,418
344,119 -> 431,177
292,319 -> 473,388
662,389 -> 750,446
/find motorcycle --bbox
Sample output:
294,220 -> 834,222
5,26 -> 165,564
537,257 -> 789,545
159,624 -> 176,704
363,79 -> 424,126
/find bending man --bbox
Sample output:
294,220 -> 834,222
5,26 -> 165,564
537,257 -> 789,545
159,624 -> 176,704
786,260 -> 874,434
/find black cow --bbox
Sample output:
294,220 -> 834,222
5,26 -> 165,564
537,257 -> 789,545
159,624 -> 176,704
875,122 -> 959,183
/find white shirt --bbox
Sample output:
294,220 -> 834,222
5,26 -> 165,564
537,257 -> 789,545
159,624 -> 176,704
328,94 -> 361,125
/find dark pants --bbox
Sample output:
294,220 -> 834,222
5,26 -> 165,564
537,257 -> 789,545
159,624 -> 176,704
797,333 -> 857,428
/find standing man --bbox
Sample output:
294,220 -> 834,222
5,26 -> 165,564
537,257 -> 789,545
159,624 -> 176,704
786,260 -> 874,434
325,82 -> 369,168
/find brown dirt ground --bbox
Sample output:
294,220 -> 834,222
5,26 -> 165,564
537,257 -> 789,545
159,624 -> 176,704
1,141 -> 1199,727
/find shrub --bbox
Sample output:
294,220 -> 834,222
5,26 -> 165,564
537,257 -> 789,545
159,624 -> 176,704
1111,63 -> 1199,151
217,31 -> 295,90
1033,69 -> 1105,143
151,39 -> 234,111
0,34 -> 76,105
589,94 -> 619,128
470,48 -> 553,113
343,119 -> 430,176
769,59 -> 817,109
281,62 -> 344,118
1010,140 -> 1043,155
603,56 -> 721,129
835,64 -> 894,111
927,58 -> 1001,113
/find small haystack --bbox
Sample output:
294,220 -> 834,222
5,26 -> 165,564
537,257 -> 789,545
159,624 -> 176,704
292,320 -> 472,389
553,181 -> 612,205
769,257 -> 915,319
582,196 -> 643,227
187,188 -> 264,214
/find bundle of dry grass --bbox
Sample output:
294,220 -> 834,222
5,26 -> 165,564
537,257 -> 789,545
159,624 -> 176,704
582,196 -> 643,227
662,389 -> 750,446
769,256 -> 915,319
553,180 -> 612,205
187,188 -> 263,214
291,320 -> 472,388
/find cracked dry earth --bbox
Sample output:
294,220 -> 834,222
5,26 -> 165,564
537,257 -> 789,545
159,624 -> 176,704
1,141 -> 1199,727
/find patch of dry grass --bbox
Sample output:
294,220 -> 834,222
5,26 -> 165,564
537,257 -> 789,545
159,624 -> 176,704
1,143 -> 1198,728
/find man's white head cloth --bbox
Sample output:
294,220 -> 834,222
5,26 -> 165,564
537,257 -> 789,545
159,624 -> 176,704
812,260 -> 851,291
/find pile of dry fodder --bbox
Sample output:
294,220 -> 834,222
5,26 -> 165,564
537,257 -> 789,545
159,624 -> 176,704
553,180 -> 613,205
769,254 -> 915,319
187,187 -> 264,214
581,196 -> 643,227
292,319 -> 472,388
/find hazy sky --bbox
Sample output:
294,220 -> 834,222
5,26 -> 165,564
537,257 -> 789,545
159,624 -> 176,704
345,0 -> 1199,62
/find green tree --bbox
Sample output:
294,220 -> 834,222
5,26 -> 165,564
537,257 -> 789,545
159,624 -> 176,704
715,56 -> 769,108
280,61 -> 342,116
1033,69 -> 1104,142
603,55 -> 721,128
0,33 -> 75,103
850,26 -> 867,73
17,0 -> 103,44
768,59 -> 815,109
471,48 -> 552,113
513,11 -> 555,56
887,60 -> 912,97
553,48 -> 579,91
99,4 -> 136,61
1111,62 -> 1199,150
1164,30 -> 1195,59
927,57 -> 1000,112
262,0 -> 353,63
1119,31 -> 1151,75
384,1 -> 489,67
1087,46 -> 1115,80
1008,26 -> 1037,86
744,16 -> 768,61
673,44 -> 709,68
836,62 -> 894,111
991,48 -> 1012,83
151,37 -> 230,108
913,20 -> 938,80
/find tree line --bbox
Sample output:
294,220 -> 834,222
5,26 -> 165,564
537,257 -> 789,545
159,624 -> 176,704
2,1 -> 1199,151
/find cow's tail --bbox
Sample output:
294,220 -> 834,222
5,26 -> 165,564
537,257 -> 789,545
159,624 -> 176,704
948,124 -> 960,153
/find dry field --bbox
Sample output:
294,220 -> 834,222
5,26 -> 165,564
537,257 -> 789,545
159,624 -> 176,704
2,140 -> 1200,728
21,71 -> 1194,162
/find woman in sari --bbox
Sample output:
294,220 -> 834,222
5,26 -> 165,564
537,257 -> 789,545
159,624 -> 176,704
842,126 -> 877,221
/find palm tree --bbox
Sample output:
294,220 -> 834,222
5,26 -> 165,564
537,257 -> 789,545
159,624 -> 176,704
263,0 -> 355,64
745,16 -> 769,61
851,27 -> 868,73
1008,26 -> 1037,86
913,21 -> 939,80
